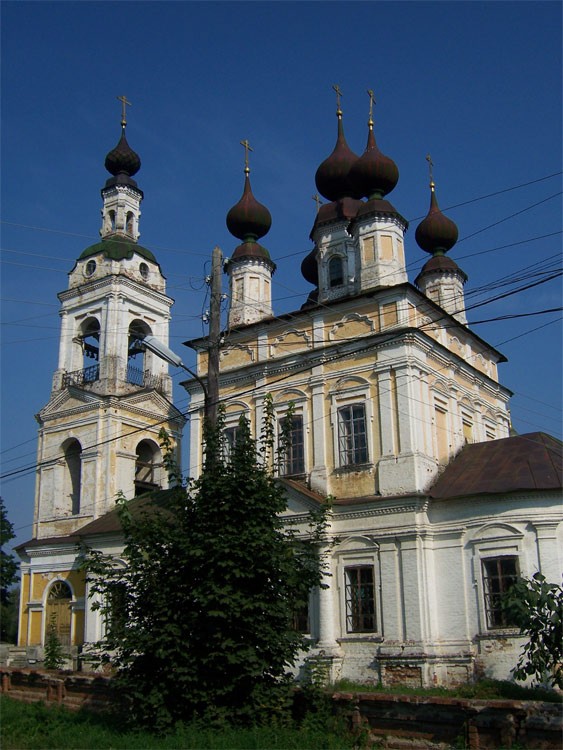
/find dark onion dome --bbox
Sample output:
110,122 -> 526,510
301,247 -> 319,285
226,173 -> 272,242
79,238 -> 157,264
415,185 -> 459,254
348,121 -> 399,200
309,196 -> 363,240
230,240 -> 276,272
104,127 -> 141,178
315,111 -> 361,201
414,254 -> 468,287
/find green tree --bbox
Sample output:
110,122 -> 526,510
502,573 -> 563,689
82,400 -> 329,731
43,615 -> 66,670
0,498 -> 18,606
1,498 -> 19,642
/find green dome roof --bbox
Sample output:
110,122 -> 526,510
79,238 -> 157,264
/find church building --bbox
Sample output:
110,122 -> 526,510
16,94 -> 562,688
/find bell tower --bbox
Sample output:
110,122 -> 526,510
34,102 -> 185,540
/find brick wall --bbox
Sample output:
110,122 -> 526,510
1,668 -> 561,749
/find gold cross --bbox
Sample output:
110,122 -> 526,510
117,95 -> 132,126
426,153 -> 435,186
312,193 -> 323,214
240,139 -> 253,173
332,84 -> 343,112
367,89 -> 375,124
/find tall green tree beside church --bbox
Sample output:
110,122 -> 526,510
82,399 -> 329,731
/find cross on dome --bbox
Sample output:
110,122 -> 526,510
367,89 -> 375,126
117,95 -> 132,128
240,139 -> 253,175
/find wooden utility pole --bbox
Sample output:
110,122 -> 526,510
205,245 -> 223,426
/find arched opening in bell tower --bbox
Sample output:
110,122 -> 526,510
134,439 -> 162,496
127,319 -> 151,386
62,438 -> 82,515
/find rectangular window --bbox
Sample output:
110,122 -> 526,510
338,404 -> 368,467
292,602 -> 310,634
223,426 -> 242,459
345,566 -> 376,633
482,557 -> 519,629
279,415 -> 305,475
462,415 -> 473,444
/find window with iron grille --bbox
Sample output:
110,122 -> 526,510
329,256 -> 344,287
338,404 -> 368,466
279,415 -> 305,475
345,566 -> 376,633
482,556 -> 519,629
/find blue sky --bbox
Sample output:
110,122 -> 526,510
1,1 -> 562,552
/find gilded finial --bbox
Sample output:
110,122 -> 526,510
332,83 -> 343,116
240,139 -> 253,175
117,95 -> 132,128
367,89 -> 375,127
312,193 -> 323,214
426,153 -> 435,191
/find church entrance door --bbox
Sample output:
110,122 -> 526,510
45,581 -> 72,647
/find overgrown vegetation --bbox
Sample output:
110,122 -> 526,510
0,696 -> 355,750
80,399 -> 330,732
502,573 -> 563,689
0,497 -> 18,643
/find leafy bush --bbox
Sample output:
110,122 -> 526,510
502,573 -> 563,689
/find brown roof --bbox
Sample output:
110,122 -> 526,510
429,432 -> 562,499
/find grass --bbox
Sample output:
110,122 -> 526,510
332,677 -> 562,703
0,696 -> 356,750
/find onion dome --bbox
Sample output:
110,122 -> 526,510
415,185 -> 458,254
301,247 -> 319,285
226,172 -> 272,242
315,106 -> 361,202
104,126 -> 141,178
349,119 -> 399,200
226,154 -> 275,271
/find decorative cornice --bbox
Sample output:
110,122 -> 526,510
59,275 -> 172,308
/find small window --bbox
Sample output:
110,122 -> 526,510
223,426 -> 242,459
345,566 -> 376,633
279,415 -> 305,475
292,601 -> 310,634
84,259 -> 96,277
139,262 -> 149,280
338,404 -> 368,467
482,557 -> 519,629
329,256 -> 344,288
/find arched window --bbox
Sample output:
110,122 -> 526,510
126,211 -> 134,234
109,210 -> 116,231
329,256 -> 344,288
134,440 -> 161,496
63,438 -> 82,515
45,580 -> 72,647
127,320 -> 151,386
